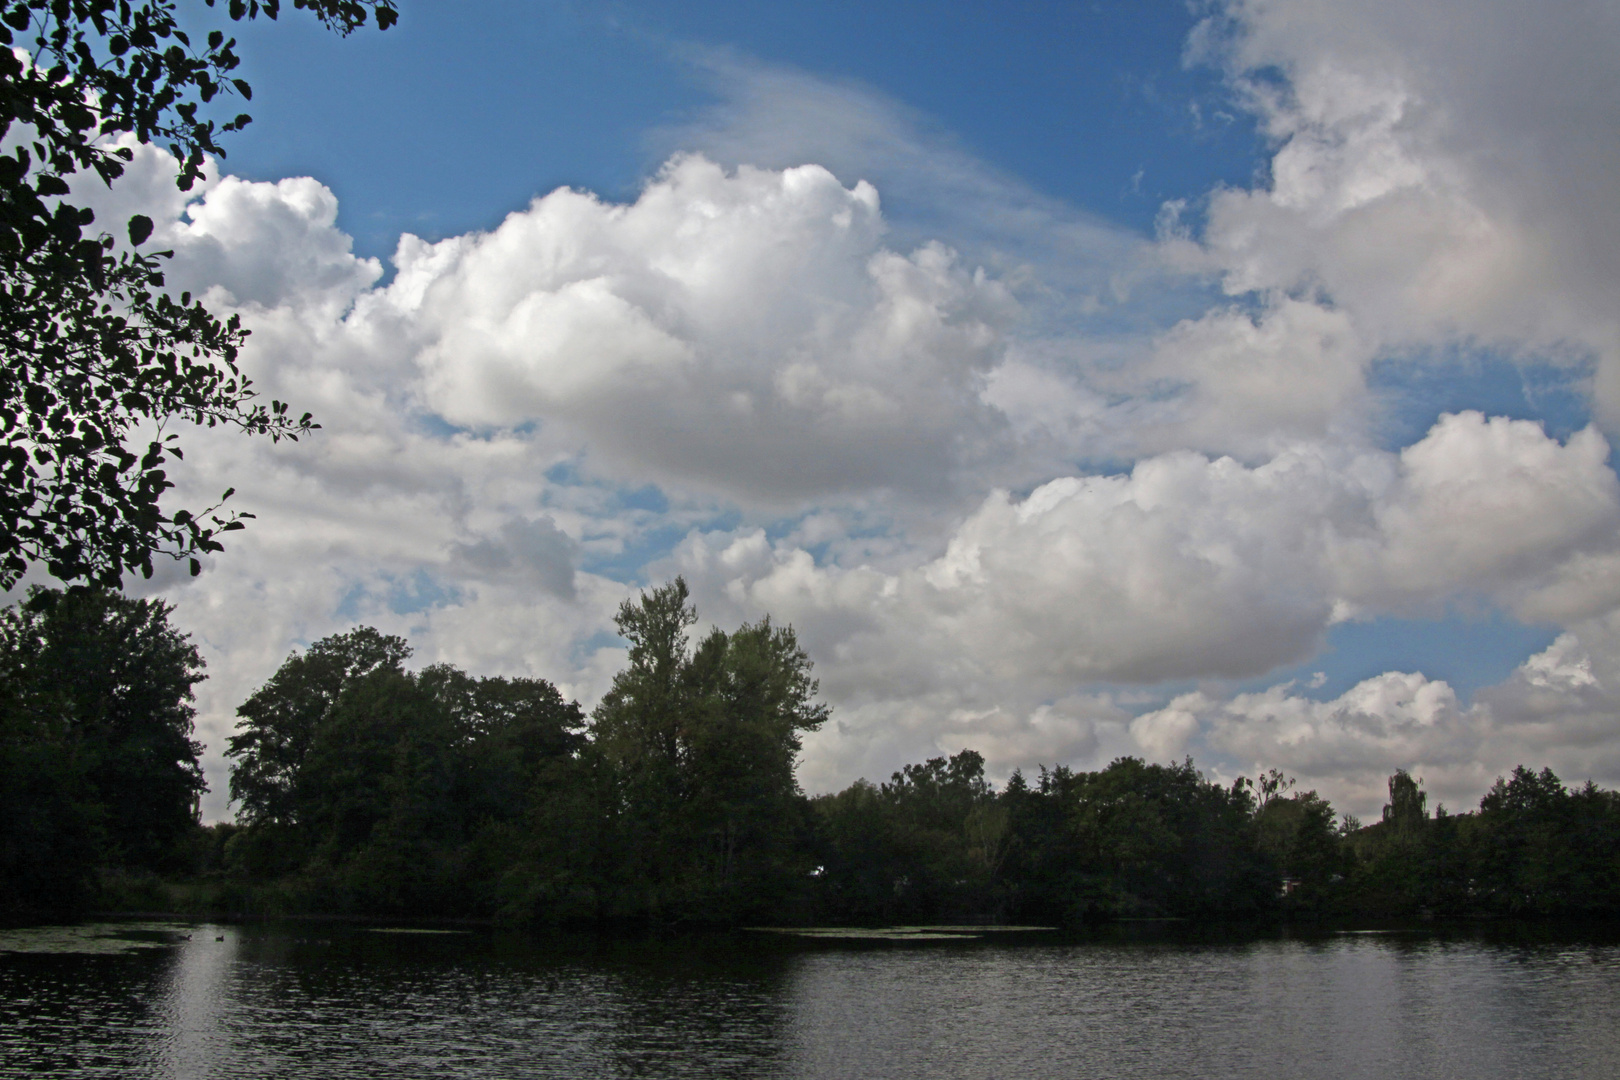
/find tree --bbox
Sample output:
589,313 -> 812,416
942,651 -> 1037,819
415,660 -> 586,822
0,0 -> 395,588
875,749 -> 1003,919
298,665 -> 464,911
590,578 -> 829,919
1472,766 -> 1576,914
225,625 -> 590,914
1382,768 -> 1428,831
0,586 -> 205,910
589,578 -> 699,913
682,617 -> 827,905
226,625 -> 411,827
1343,769 -> 1436,915
1253,787 -> 1345,902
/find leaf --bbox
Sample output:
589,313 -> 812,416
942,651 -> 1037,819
127,214 -> 154,246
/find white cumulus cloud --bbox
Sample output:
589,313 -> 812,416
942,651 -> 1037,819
30,15 -> 1620,818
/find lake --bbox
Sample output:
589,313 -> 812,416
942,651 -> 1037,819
1,921 -> 1616,1078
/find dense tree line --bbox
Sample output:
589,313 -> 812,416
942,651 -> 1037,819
5,581 -> 1620,924
813,755 -> 1620,924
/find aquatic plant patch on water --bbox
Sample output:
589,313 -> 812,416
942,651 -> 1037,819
0,922 -> 204,955
746,925 -> 1059,941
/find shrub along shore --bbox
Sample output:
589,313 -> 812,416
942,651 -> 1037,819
6,582 -> 1619,926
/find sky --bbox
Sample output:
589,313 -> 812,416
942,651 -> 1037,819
39,0 -> 1620,822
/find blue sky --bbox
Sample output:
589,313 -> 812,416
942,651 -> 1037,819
77,0 -> 1620,820
223,1 -> 1266,251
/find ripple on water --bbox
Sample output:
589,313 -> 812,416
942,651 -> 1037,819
1,924 -> 1617,1079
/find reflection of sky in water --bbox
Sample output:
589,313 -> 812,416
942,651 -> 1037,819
779,936 -> 1620,1079
150,927 -> 237,1079
1,924 -> 1617,1078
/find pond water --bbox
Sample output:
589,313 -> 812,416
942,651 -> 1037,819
1,921 -> 1616,1079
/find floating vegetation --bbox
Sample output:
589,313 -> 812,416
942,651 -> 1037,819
0,922 -> 200,955
746,925 -> 1058,942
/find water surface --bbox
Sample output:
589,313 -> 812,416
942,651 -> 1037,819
1,921 -> 1615,1078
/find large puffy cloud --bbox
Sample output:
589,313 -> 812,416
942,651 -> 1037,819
675,411 -> 1620,686
665,411 -> 1620,795
1338,413 -> 1620,619
980,298 -> 1377,470
1129,299 -> 1374,458
1187,0 -> 1620,411
1036,0 -> 1620,814
31,22 -> 1620,819
52,139 -> 1036,816
67,138 -> 383,314
383,154 -> 1017,503
73,142 -> 1024,509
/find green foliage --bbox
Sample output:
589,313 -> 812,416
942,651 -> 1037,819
0,585 -> 205,914
1383,769 -> 1427,830
1253,789 -> 1346,910
813,754 -> 1277,925
224,626 -> 586,914
0,0 -> 394,587
209,597 -> 1620,927
12,579 -> 1603,928
814,749 -> 1006,922
1334,766 -> 1620,919
1467,766 -> 1620,915
589,578 -> 827,923
227,625 -> 410,829
589,578 -> 696,910
219,581 -> 830,925
1038,758 -> 1272,920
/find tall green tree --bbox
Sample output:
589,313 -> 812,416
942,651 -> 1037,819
589,578 -> 700,914
417,662 -> 586,822
1343,769 -> 1436,916
590,578 -> 828,920
682,616 -> 827,909
0,0 -> 395,588
1383,769 -> 1428,831
1471,766 -> 1581,915
297,665 -> 464,912
1252,787 -> 1345,905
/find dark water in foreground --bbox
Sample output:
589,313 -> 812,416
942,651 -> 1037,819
1,921 -> 1617,1079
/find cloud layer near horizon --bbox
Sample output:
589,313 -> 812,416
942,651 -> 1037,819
28,0 -> 1620,823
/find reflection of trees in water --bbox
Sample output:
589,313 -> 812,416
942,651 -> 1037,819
2,928 -> 1619,1077
593,939 -> 799,1078
100,926 -> 800,1078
